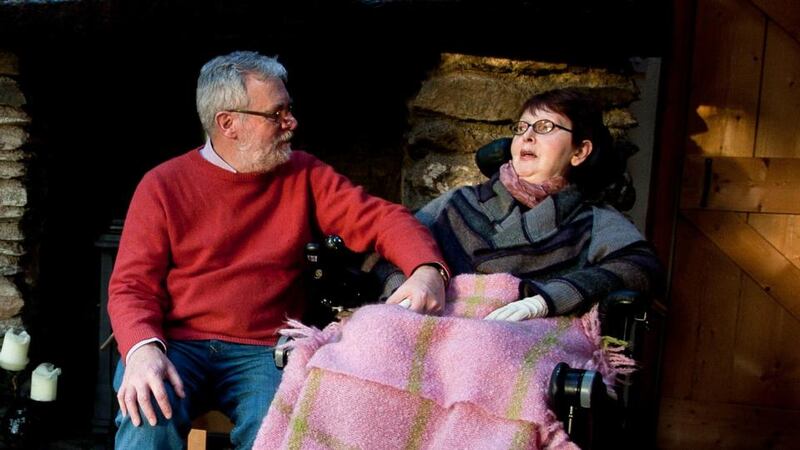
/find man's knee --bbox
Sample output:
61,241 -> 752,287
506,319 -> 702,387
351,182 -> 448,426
113,360 -> 195,449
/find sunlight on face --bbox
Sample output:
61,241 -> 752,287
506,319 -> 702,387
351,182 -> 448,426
510,108 -> 577,184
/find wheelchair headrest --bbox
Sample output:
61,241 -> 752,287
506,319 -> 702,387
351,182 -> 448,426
474,137 -> 512,178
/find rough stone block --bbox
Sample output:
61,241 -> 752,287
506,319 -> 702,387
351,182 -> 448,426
0,206 -> 24,219
0,77 -> 25,107
0,106 -> 29,125
0,296 -> 22,319
0,240 -> 24,256
0,161 -> 24,179
604,108 -> 637,129
0,276 -> 20,296
402,152 -> 484,209
407,115 -> 508,155
411,72 -> 528,121
0,180 -> 26,207
440,53 -> 568,75
0,51 -> 19,76
0,126 -> 28,151
0,256 -> 20,275
0,220 -> 23,241
0,316 -> 23,336
0,277 -> 22,319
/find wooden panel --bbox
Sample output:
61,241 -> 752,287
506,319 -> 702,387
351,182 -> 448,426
757,22 -> 800,157
187,429 -> 206,450
750,0 -> 800,44
681,156 -> 800,213
657,397 -> 800,449
683,209 -> 800,321
687,0 -> 764,157
659,218 -> 742,400
749,213 -> 800,269
190,410 -> 233,433
732,275 -> 800,408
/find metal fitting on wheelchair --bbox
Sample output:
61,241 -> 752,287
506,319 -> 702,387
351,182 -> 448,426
273,335 -> 293,369
548,362 -> 607,438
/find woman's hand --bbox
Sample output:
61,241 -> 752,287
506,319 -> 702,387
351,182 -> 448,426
484,295 -> 548,321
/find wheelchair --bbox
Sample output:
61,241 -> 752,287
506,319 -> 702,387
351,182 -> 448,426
284,234 -> 654,449
277,138 -> 661,449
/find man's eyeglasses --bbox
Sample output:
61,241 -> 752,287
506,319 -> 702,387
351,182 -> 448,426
509,119 -> 572,136
226,105 -> 294,123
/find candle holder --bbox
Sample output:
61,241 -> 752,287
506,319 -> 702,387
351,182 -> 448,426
0,330 -> 58,449
0,369 -> 55,450
0,369 -> 32,449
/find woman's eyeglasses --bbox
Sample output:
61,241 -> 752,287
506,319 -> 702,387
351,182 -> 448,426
509,119 -> 572,135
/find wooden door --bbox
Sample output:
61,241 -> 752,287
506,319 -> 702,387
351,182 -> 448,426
657,0 -> 800,447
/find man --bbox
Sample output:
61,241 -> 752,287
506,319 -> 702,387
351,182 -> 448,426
108,50 -> 448,449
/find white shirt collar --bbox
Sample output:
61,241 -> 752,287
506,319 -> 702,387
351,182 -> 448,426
199,139 -> 237,173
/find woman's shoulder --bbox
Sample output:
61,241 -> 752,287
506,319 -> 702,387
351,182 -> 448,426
588,203 -> 646,244
414,181 -> 487,226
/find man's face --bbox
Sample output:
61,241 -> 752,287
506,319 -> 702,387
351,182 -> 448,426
236,76 -> 297,173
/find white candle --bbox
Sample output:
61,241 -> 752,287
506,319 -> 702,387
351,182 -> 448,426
30,362 -> 61,402
0,328 -> 30,371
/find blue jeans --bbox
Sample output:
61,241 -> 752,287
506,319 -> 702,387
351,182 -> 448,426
113,340 -> 282,450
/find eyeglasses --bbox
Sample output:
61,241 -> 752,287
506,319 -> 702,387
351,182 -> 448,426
509,119 -> 572,135
226,105 -> 294,124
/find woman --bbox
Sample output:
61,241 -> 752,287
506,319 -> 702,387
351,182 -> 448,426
255,89 -> 661,450
390,88 -> 661,320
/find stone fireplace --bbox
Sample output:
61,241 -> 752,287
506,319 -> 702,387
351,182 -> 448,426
0,0 -> 668,441
0,51 -> 27,336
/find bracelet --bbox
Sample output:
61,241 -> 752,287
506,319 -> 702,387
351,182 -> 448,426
419,263 -> 449,287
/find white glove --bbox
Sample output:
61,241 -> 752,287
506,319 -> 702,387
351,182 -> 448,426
484,295 -> 548,321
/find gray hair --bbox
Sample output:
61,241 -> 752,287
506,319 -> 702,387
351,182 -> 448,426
196,51 -> 288,134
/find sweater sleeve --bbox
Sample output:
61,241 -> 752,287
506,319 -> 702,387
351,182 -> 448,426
306,156 -> 447,277
520,207 -> 663,316
107,173 -> 172,362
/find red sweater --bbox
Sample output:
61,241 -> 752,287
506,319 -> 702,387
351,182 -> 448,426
108,149 -> 445,361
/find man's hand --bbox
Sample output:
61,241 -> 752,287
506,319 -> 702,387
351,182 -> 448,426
117,343 -> 185,427
484,295 -> 548,321
385,265 -> 446,314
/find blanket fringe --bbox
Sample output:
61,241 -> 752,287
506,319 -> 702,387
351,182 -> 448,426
278,318 -> 342,353
579,306 -> 638,395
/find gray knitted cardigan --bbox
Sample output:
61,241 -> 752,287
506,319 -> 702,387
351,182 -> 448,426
415,175 -> 661,316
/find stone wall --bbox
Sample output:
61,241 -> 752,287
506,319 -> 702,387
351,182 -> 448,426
0,50 -> 28,335
402,53 -> 640,209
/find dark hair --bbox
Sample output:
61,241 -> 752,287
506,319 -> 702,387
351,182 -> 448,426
518,88 -> 625,194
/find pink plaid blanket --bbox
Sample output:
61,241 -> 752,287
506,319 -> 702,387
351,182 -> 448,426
253,274 -> 631,449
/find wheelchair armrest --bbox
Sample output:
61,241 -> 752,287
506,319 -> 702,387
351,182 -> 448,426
598,290 -> 648,356
303,235 -> 381,327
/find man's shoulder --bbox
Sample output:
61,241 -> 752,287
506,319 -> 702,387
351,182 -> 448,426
138,148 -> 200,187
151,148 -> 199,172
287,150 -> 321,167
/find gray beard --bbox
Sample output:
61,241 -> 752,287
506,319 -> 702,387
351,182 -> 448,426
237,131 -> 294,173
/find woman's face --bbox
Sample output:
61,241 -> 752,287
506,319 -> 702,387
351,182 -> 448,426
510,108 -> 591,184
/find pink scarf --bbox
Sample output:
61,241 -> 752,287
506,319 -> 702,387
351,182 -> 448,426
499,162 -> 567,208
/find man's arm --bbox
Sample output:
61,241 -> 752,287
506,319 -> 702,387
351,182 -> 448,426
306,155 -> 449,312
108,173 -> 183,425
